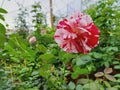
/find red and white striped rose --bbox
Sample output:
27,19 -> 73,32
54,12 -> 100,54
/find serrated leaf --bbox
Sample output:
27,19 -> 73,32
68,82 -> 75,90
94,72 -> 104,78
104,74 -> 117,82
104,68 -> 113,74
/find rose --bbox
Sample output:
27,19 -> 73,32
54,12 -> 100,54
41,30 -> 46,35
29,36 -> 36,44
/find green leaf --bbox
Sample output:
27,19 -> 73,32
11,56 -> 20,63
39,64 -> 51,78
106,87 -> 118,90
114,85 -> 120,89
4,44 -> 16,54
114,74 -> 120,78
36,44 -> 47,53
97,17 -> 105,22
77,79 -> 91,85
27,87 -> 39,90
116,79 -> 120,83
76,85 -> 83,90
103,81 -> 111,88
0,8 -> 7,13
107,47 -> 118,52
0,23 -> 5,34
112,61 -> 119,65
0,23 -> 6,48
72,66 -> 81,79
93,52 -> 102,59
74,66 -> 89,75
72,66 -> 89,79
59,51 -> 74,64
79,68 -> 89,75
83,82 -> 104,90
104,61 -> 110,68
0,14 -> 5,21
68,81 -> 75,90
114,65 -> 120,69
39,53 -> 55,63
107,0 -> 114,5
71,72 -> 80,79
76,55 -> 92,66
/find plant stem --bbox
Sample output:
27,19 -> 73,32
10,65 -> 14,85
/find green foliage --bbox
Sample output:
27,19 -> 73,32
75,55 -> 92,66
84,0 -> 120,47
83,0 -> 120,69
76,85 -> 83,90
1,0 -> 120,89
0,8 -> 7,48
15,6 -> 29,38
83,81 -> 104,90
31,2 -> 47,31
82,0 -> 120,89
0,8 -> 7,13
0,23 -> 6,48
15,7 -> 28,30
68,81 -> 75,89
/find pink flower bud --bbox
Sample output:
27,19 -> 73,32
41,30 -> 46,34
29,36 -> 36,44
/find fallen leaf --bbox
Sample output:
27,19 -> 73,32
104,68 -> 113,74
105,74 -> 117,82
94,72 -> 104,78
